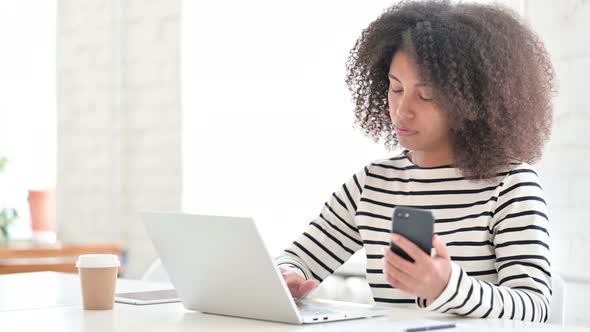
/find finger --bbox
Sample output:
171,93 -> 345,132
285,278 -> 300,296
296,280 -> 319,298
280,269 -> 306,292
383,246 -> 418,277
432,234 -> 450,260
283,273 -> 302,288
391,233 -> 430,264
383,263 -> 413,293
382,249 -> 415,286
383,251 -> 416,283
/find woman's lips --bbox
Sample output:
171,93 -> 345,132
395,127 -> 418,136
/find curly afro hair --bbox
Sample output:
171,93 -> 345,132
345,0 -> 556,179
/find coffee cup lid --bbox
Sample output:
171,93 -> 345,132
76,254 -> 120,268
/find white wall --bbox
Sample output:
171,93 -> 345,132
498,0 -> 590,283
518,0 -> 590,327
57,0 -> 181,278
182,0 -> 393,257
520,0 -> 590,283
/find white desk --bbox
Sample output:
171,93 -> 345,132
1,272 -> 588,332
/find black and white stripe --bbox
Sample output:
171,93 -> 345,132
276,151 -> 551,322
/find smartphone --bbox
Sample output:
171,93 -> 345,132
114,289 -> 180,305
390,206 -> 435,262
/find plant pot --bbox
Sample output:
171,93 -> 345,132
28,189 -> 56,233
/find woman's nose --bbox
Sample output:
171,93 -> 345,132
394,96 -> 415,120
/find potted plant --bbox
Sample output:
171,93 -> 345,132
0,156 -> 19,243
0,207 -> 18,243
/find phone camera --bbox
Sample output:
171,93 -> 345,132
397,212 -> 410,219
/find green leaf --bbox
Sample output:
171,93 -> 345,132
0,208 -> 18,226
0,225 -> 8,241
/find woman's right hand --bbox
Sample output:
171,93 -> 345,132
279,266 -> 319,299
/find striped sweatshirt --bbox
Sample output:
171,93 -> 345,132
276,150 -> 552,322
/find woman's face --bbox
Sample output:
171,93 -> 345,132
388,50 -> 451,154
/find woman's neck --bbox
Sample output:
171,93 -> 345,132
408,148 -> 454,168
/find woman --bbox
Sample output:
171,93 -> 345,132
276,0 -> 554,323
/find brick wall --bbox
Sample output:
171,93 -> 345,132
57,0 -> 181,278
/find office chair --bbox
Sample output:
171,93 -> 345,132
546,272 -> 566,325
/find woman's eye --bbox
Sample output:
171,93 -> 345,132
419,88 -> 434,101
391,88 -> 403,94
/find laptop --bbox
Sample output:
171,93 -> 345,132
140,212 -> 381,324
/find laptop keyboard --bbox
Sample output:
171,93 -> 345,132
296,301 -> 338,316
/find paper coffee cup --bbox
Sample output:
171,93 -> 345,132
76,254 -> 120,310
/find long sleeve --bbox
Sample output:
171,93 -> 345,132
275,167 -> 368,282
417,165 -> 552,322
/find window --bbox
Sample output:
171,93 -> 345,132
0,1 -> 57,239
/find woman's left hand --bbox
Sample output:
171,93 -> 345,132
382,233 -> 452,302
